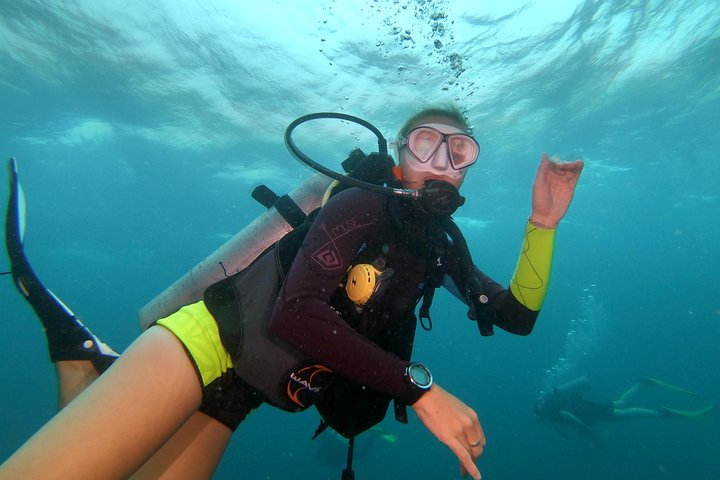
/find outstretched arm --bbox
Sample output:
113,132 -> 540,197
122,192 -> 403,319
558,409 -> 589,431
450,153 -> 583,335
558,409 -> 604,448
508,153 -> 583,313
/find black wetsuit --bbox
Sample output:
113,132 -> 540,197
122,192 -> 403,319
538,390 -> 615,427
270,186 -> 538,405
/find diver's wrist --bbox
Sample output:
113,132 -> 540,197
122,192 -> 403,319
528,216 -> 557,230
404,362 -> 433,404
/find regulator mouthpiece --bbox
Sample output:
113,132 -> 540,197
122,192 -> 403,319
420,180 -> 465,217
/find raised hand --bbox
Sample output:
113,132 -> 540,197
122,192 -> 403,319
530,153 -> 584,228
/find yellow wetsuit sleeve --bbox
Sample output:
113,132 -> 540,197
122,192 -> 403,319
509,220 -> 556,311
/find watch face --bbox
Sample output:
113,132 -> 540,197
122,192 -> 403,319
409,363 -> 432,388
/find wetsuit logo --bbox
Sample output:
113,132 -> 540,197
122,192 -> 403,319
311,217 -> 368,270
285,364 -> 333,408
312,246 -> 341,269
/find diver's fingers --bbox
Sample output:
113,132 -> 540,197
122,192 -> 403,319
448,437 -> 481,480
460,464 -> 482,480
467,423 -> 486,453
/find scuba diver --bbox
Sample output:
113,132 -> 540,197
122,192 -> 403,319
2,104 -> 583,480
535,375 -> 717,447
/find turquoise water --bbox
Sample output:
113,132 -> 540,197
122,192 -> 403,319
1,1 -> 718,478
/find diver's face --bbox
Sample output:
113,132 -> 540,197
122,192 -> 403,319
396,117 -> 476,190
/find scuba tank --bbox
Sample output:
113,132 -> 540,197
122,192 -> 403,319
138,173 -> 332,329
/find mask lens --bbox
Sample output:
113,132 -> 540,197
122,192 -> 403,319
408,127 -> 443,162
447,135 -> 479,169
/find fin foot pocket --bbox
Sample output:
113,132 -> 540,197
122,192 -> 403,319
5,158 -> 118,374
640,376 -> 700,396
659,404 -> 717,419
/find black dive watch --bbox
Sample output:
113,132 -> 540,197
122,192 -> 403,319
404,362 -> 433,397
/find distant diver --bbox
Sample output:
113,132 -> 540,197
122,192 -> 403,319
534,375 -> 716,447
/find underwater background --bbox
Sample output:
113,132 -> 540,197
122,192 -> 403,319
1,1 -> 718,478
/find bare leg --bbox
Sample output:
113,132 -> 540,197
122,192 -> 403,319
613,406 -> 660,418
55,360 -> 100,409
0,326 -> 202,479
48,352 -> 233,480
132,412 -> 232,480
613,381 -> 662,416
613,382 -> 643,409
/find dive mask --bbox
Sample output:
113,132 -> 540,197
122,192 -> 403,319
397,125 -> 479,171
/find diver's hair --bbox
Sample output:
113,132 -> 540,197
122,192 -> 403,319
398,103 -> 472,138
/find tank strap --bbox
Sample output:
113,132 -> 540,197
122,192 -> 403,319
251,184 -> 307,228
417,218 -> 452,332
442,217 -> 494,336
418,285 -> 435,331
